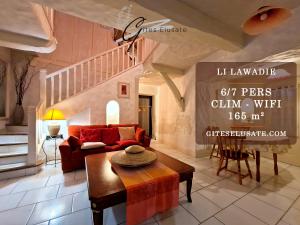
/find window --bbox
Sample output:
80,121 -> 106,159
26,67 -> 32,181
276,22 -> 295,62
106,100 -> 120,125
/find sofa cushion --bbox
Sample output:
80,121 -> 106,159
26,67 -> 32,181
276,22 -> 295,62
69,125 -> 107,138
118,127 -> 136,140
67,136 -> 82,150
104,145 -> 121,152
108,124 -> 139,130
101,128 -> 120,145
135,127 -> 146,142
80,128 -> 102,143
116,140 -> 140,148
81,142 -> 106,150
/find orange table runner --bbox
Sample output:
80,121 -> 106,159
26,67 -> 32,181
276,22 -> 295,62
108,153 -> 179,225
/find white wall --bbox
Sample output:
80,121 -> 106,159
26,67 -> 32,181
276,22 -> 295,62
157,66 -> 196,156
52,65 -> 143,129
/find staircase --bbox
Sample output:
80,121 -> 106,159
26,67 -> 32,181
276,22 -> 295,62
44,37 -> 157,107
0,37 -> 157,179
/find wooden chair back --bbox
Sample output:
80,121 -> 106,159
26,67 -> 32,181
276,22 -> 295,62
217,136 -> 246,159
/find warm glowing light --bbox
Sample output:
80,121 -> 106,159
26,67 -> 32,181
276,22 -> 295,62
43,109 -> 65,120
106,100 -> 120,125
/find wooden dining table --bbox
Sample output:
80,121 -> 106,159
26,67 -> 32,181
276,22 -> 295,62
245,136 -> 290,182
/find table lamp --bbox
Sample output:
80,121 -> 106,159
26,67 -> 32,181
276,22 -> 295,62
43,109 -> 65,136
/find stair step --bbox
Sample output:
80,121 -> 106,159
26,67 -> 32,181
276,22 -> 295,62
5,125 -> 28,133
0,134 -> 28,145
0,162 -> 27,173
0,144 -> 28,155
0,154 -> 27,166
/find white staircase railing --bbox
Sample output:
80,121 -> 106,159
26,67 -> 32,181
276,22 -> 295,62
44,37 -> 157,107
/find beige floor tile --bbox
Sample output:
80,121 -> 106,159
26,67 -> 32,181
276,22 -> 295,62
249,187 -> 294,211
35,222 -> 49,225
277,220 -> 290,225
271,172 -> 300,190
27,195 -> 73,225
57,179 -> 87,197
180,192 -> 220,222
155,205 -> 200,225
0,179 -> 19,196
12,176 -> 49,193
197,185 -> 238,208
193,172 -> 219,187
292,198 -> 300,211
201,217 -> 224,225
46,173 -> 75,186
0,192 -> 25,212
262,180 -> 300,200
49,209 -> 92,225
216,205 -> 266,225
72,191 -> 90,212
282,208 -> 300,225
0,204 -> 35,225
19,185 -> 59,207
234,195 -> 284,225
214,179 -> 256,198
179,181 -> 203,193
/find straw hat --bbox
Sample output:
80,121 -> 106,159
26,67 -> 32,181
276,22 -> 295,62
111,146 -> 157,167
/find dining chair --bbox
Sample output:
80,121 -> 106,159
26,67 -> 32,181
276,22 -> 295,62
204,126 -> 220,159
231,126 -> 255,159
216,135 -> 252,185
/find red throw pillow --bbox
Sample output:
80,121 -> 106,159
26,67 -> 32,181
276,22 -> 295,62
135,127 -> 145,142
80,128 -> 102,143
101,128 -> 120,145
117,140 -> 140,148
67,136 -> 82,150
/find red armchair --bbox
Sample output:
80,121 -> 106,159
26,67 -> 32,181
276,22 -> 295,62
59,124 -> 151,172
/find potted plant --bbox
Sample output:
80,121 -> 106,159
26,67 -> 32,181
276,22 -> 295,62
12,54 -> 37,125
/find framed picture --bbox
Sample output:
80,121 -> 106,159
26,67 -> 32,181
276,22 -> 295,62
118,82 -> 130,98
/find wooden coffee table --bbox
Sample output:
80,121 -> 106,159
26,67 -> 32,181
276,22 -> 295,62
85,148 -> 195,225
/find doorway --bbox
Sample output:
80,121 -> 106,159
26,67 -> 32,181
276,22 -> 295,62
138,95 -> 152,137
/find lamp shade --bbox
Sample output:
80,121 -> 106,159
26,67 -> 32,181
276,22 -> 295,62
43,109 -> 65,120
242,6 -> 291,35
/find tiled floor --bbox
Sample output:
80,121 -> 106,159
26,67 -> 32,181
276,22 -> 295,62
0,142 -> 300,225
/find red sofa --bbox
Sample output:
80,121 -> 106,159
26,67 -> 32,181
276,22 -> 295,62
59,124 -> 151,172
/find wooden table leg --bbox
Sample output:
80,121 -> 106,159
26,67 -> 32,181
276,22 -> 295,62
92,209 -> 103,225
273,153 -> 279,175
256,151 -> 260,182
186,178 -> 192,202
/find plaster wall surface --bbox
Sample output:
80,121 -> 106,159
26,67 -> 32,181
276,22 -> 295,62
52,65 -> 143,127
157,66 -> 196,156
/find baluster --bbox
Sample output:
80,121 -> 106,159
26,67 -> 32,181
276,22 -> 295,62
112,50 -> 114,76
81,63 -> 84,91
117,48 -> 120,74
94,58 -> 97,85
51,76 -> 54,106
74,66 -> 77,95
100,56 -> 103,82
122,45 -> 125,71
106,53 -> 109,80
66,69 -> 70,98
127,44 -> 130,69
137,39 -> 140,63
87,61 -> 90,88
59,73 -> 62,102
131,43 -> 136,67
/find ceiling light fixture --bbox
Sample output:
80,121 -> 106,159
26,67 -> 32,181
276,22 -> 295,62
242,6 -> 291,35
